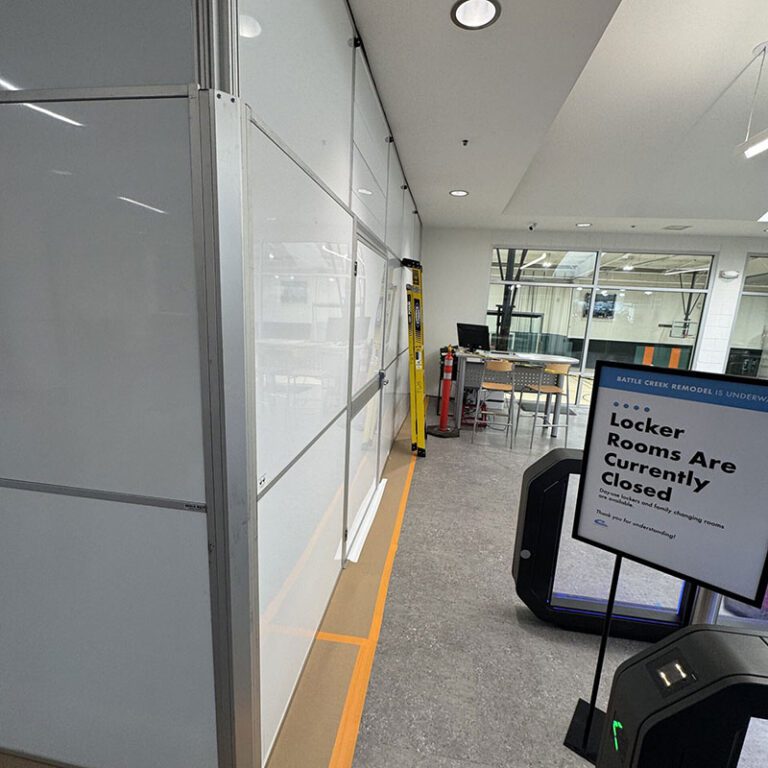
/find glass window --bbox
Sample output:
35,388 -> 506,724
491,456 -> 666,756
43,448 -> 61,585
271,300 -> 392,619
584,289 -> 704,370
598,252 -> 713,289
486,284 -> 587,361
727,294 -> 768,378
490,248 -> 597,283
743,254 -> 768,294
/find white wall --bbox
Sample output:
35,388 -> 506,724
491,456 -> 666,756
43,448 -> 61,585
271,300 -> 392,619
422,226 -> 767,391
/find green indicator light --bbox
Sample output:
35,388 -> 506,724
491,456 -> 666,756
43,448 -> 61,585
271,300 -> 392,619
612,720 -> 624,752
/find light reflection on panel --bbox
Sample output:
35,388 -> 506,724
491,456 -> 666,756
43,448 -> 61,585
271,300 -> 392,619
383,257 -> 402,368
239,0 -> 354,201
0,1 -> 195,89
0,99 -> 204,501
0,488 -> 217,768
348,393 -> 381,535
351,146 -> 386,240
385,153 -> 404,252
353,50 -> 389,193
352,243 -> 386,396
247,123 -> 353,485
257,417 -> 345,761
379,360 -> 397,475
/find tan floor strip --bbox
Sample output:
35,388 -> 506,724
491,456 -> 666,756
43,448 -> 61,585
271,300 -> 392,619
267,429 -> 417,768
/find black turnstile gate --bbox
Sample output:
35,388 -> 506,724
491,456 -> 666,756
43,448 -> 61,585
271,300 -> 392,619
512,449 -> 696,642
597,626 -> 768,767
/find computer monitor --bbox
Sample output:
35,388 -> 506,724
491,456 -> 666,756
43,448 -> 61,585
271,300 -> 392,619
457,323 -> 490,351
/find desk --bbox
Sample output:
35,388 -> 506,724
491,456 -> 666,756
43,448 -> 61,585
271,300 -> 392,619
453,349 -> 579,439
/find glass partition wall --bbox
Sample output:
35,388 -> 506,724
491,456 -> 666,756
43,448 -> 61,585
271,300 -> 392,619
487,249 -> 712,403
727,254 -> 768,378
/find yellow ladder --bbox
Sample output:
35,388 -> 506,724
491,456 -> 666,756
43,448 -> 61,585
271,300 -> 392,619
404,258 -> 426,457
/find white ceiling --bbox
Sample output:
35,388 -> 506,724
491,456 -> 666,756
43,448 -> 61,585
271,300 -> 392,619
349,0 -> 768,238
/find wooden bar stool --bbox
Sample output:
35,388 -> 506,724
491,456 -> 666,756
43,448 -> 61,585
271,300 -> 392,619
471,359 -> 517,446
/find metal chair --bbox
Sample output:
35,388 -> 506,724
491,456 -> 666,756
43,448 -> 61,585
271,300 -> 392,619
471,359 -> 517,446
516,362 -> 572,447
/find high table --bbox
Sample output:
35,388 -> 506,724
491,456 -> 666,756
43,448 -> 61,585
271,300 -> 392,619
453,348 -> 580,438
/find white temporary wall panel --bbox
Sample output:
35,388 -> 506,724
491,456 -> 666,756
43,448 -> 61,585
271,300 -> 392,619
239,0 -> 354,201
0,99 -> 205,502
0,1 -> 195,89
351,146 -> 386,240
351,242 -> 387,396
257,417 -> 346,762
347,393 -> 381,537
383,256 -> 402,368
385,153 -> 405,252
247,121 -> 353,487
0,489 -> 217,768
353,50 -> 389,193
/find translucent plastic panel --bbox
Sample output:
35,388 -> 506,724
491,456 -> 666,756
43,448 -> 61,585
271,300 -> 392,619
399,266 -> 414,354
352,242 -> 387,396
348,393 -> 381,535
351,146 -> 386,240
353,50 -> 389,193
730,295 -> 768,378
257,417 -> 345,761
394,351 -> 411,430
247,122 -> 353,486
0,1 -> 195,89
379,359 -> 397,474
239,0 -> 354,201
0,488 -> 217,768
383,257 -> 403,367
400,191 -> 416,261
553,475 -> 684,612
0,99 -> 204,501
385,154 -> 405,252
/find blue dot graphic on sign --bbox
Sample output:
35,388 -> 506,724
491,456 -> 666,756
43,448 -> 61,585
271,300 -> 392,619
644,406 -> 650,412
633,405 -> 640,410
613,401 -> 619,407
624,403 -> 629,408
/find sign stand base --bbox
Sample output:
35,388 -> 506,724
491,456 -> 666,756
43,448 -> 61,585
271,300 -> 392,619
563,554 -> 623,764
564,698 -> 604,764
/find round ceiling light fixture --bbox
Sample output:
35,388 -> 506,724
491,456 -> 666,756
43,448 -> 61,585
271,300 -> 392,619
576,222 -> 592,228
451,0 -> 501,30
449,189 -> 469,197
239,14 -> 262,38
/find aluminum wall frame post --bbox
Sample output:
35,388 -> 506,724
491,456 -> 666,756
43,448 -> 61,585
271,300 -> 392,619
194,89 -> 258,768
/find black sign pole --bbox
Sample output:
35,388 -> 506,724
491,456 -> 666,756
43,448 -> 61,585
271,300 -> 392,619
564,554 -> 623,763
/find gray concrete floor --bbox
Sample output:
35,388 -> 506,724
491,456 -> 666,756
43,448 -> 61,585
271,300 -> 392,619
353,401 -> 768,767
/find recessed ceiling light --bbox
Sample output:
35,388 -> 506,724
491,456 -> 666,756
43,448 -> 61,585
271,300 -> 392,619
542,262 -> 552,268
644,290 -> 653,295
619,292 -> 626,297
357,188 -> 373,196
576,287 -> 583,292
449,189 -> 469,197
622,264 -> 634,271
451,0 -> 501,30
576,222 -> 591,228
239,14 -> 262,38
